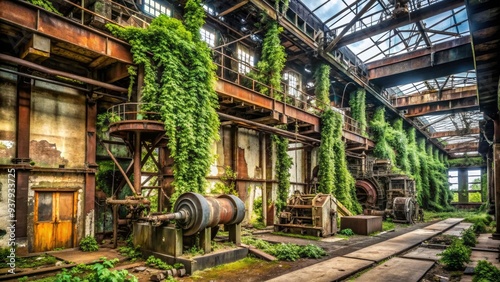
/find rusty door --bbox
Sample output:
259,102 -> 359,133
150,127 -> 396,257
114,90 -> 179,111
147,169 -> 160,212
34,191 -> 76,252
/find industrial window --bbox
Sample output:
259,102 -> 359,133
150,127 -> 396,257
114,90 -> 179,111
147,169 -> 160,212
200,28 -> 216,47
143,0 -> 171,17
283,71 -> 300,97
237,46 -> 254,74
202,4 -> 217,16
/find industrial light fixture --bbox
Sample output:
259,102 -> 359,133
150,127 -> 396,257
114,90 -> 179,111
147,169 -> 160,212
304,64 -> 312,73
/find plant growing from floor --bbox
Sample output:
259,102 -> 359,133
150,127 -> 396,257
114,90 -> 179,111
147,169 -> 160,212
273,133 -> 292,213
338,228 -> 355,236
107,1 -> 220,206
473,260 -> 500,282
80,235 -> 99,252
461,227 -> 477,247
146,256 -> 174,270
438,238 -> 471,270
314,64 -> 331,110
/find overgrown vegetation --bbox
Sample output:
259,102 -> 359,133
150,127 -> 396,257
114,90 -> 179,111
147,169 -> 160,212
461,227 -> 477,247
448,156 -> 485,167
145,256 -> 183,270
27,0 -> 62,15
273,134 -> 293,213
318,109 -> 361,213
106,1 -> 220,205
80,236 -> 99,252
16,254 -> 58,268
369,107 -> 451,211
248,21 -> 287,100
349,88 -> 367,136
54,258 -> 138,282
212,166 -> 238,195
314,64 -> 331,110
338,228 -> 355,236
473,260 -> 500,282
242,237 -> 326,261
438,238 -> 471,270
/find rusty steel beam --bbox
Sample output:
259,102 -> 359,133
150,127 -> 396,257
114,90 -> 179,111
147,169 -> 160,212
431,127 -> 480,138
392,86 -> 477,107
444,142 -> 479,153
0,0 -> 133,64
218,0 -> 249,17
402,97 -> 478,117
216,79 -> 320,131
366,37 -> 473,86
332,0 -> 464,48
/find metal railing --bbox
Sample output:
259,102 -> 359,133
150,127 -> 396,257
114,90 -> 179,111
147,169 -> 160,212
212,47 -> 363,136
107,102 -> 162,122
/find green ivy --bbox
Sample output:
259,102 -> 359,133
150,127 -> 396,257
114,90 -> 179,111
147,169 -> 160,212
250,22 -> 287,100
314,64 -> 331,110
273,134 -> 292,213
369,107 -> 396,165
349,88 -> 367,136
107,6 -> 220,205
27,0 -> 62,15
318,109 -> 335,194
318,109 -> 361,213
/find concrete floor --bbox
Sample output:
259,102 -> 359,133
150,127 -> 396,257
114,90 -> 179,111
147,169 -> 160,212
266,218 -> 500,282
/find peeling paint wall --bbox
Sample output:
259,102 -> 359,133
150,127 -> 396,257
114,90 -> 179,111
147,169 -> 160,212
30,81 -> 86,168
0,70 -> 17,165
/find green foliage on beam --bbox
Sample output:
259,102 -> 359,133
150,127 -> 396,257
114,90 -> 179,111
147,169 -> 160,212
448,156 -> 485,167
106,1 -> 220,205
27,0 -> 62,15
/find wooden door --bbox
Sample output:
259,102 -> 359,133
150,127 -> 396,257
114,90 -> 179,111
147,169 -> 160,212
34,191 -> 76,252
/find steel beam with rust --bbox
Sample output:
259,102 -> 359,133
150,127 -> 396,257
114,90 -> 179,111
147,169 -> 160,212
431,128 -> 480,138
444,142 -> 479,153
0,0 -> 133,65
366,37 -> 473,87
392,86 -> 477,107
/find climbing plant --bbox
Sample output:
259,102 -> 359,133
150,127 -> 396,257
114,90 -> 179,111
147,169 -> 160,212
407,128 -> 423,205
107,2 -> 220,205
318,109 -> 335,194
273,134 -> 293,213
386,119 -> 409,173
331,111 -> 362,213
369,107 -> 396,165
314,64 -> 331,110
249,21 -> 287,100
349,88 -> 367,136
317,109 -> 361,213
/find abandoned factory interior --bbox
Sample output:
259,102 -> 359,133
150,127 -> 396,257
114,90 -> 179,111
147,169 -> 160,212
1,0 -> 500,281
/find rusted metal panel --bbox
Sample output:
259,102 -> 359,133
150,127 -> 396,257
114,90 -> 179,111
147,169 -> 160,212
392,86 -> 477,107
444,142 -> 479,152
431,128 -> 480,138
403,96 -> 478,117
0,0 -> 132,65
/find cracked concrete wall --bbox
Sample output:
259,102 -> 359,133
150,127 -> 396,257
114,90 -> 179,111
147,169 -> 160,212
0,71 -> 17,165
30,81 -> 86,168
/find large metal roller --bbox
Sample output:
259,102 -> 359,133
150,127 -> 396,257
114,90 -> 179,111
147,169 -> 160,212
172,192 -> 245,236
392,197 -> 416,224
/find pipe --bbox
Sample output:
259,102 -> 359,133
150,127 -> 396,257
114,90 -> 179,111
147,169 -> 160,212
106,198 -> 150,205
0,54 -> 128,93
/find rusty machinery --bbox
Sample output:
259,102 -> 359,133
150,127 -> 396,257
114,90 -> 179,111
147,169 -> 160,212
354,158 -> 421,224
274,192 -> 338,237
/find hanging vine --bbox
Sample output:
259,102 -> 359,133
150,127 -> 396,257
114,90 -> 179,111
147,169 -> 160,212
107,2 -> 220,205
318,109 -> 361,213
406,128 -> 422,205
369,107 -> 396,166
386,119 -> 410,173
273,134 -> 293,213
314,64 -> 331,110
349,88 -> 367,136
250,21 -> 287,100
27,0 -> 61,15
331,111 -> 362,213
318,109 -> 335,194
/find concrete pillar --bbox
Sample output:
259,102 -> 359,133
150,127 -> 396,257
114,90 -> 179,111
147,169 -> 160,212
492,117 -> 500,239
458,168 -> 468,203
